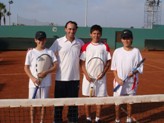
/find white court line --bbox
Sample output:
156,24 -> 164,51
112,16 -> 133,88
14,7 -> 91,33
145,63 -> 164,71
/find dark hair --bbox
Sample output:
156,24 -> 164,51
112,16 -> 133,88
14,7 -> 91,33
65,21 -> 78,29
90,25 -> 102,34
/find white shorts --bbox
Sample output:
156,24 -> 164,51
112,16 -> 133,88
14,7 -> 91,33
82,76 -> 107,97
113,88 -> 136,97
113,80 -> 138,97
29,86 -> 50,99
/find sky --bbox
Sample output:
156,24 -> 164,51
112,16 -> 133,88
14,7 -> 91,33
1,0 -> 164,28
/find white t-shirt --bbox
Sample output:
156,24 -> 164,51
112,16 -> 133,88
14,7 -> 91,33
111,47 -> 143,96
49,36 -> 84,81
25,48 -> 57,88
80,42 -> 111,96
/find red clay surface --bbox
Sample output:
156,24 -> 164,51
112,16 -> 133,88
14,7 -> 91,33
0,51 -> 164,123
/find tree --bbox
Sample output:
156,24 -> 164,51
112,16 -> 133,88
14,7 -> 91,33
0,2 -> 7,25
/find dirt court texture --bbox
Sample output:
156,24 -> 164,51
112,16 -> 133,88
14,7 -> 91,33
0,51 -> 163,123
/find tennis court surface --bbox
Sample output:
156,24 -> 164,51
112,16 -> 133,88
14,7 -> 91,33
0,51 -> 163,123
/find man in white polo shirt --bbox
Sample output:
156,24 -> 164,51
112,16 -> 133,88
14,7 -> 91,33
50,21 -> 84,123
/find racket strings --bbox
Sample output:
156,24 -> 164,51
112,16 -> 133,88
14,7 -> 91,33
37,57 -> 45,62
33,54 -> 53,99
87,59 -> 104,79
36,55 -> 53,74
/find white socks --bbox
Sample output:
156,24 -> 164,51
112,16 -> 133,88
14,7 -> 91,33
115,119 -> 120,123
126,117 -> 132,122
86,117 -> 100,122
86,117 -> 91,121
95,117 -> 100,122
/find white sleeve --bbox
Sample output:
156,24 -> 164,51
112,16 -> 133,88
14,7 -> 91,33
25,50 -> 32,66
105,44 -> 112,61
111,50 -> 117,71
49,39 -> 58,52
50,50 -> 57,63
107,51 -> 111,61
80,51 -> 86,61
136,50 -> 143,74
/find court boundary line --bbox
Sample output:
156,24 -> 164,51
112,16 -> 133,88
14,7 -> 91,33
144,63 -> 164,71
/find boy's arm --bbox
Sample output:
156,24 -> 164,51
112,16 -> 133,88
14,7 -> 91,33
24,65 -> 40,86
127,70 -> 139,78
127,57 -> 145,77
81,60 -> 92,82
113,70 -> 124,86
97,60 -> 111,80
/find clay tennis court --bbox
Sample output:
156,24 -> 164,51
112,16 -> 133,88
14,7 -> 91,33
0,50 -> 164,122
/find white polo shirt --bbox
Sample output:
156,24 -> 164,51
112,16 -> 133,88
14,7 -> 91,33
25,48 -> 57,87
50,36 -> 84,81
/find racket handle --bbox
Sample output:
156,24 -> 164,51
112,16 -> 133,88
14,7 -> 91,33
113,77 -> 127,92
90,87 -> 94,97
113,85 -> 121,92
32,86 -> 39,99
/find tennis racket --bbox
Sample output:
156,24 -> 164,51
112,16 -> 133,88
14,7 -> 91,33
113,58 -> 145,92
87,57 -> 104,97
32,54 -> 53,99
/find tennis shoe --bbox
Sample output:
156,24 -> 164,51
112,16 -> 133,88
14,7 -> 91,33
126,117 -> 132,123
115,119 -> 120,123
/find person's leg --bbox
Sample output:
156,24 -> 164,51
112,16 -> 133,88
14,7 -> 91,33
127,104 -> 132,118
54,81 -> 65,122
40,106 -> 45,123
29,88 -> 35,123
85,105 -> 91,121
30,107 -> 34,123
95,105 -> 101,122
54,106 -> 63,123
40,87 -> 50,123
115,105 -> 120,122
126,103 -> 132,122
67,80 -> 79,122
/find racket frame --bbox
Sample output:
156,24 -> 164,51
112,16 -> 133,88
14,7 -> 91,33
32,54 -> 53,99
113,58 -> 145,92
87,57 -> 105,97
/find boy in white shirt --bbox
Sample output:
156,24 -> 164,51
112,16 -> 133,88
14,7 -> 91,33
80,25 -> 111,123
24,31 -> 57,123
111,29 -> 143,123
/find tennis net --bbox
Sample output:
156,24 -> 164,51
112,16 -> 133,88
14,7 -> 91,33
0,94 -> 163,123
